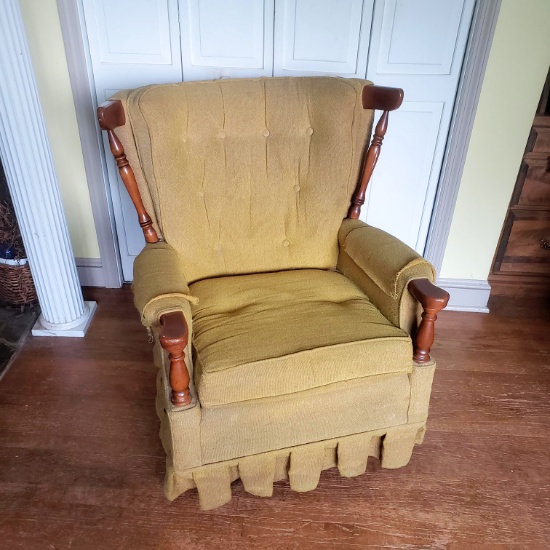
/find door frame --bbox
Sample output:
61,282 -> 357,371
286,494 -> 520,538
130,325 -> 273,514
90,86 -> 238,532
424,0 -> 501,274
57,0 -> 122,288
57,0 -> 500,284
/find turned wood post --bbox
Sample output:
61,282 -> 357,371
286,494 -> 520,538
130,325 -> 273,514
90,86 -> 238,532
348,85 -> 404,219
159,311 -> 192,407
97,100 -> 158,243
408,279 -> 450,364
348,112 -> 389,219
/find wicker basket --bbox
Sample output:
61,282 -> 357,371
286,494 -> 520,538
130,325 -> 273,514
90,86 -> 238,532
0,201 -> 37,306
0,259 -> 38,306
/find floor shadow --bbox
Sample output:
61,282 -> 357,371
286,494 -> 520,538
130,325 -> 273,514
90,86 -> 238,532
0,302 -> 39,380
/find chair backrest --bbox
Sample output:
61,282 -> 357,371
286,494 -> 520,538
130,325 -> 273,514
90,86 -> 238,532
113,77 -> 374,283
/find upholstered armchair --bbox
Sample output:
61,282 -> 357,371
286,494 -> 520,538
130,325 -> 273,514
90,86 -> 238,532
98,77 -> 449,510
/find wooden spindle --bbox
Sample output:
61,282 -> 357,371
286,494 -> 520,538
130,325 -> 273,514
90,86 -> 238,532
348,111 -> 389,219
408,279 -> 450,364
97,100 -> 158,243
159,311 -> 192,407
347,85 -> 404,220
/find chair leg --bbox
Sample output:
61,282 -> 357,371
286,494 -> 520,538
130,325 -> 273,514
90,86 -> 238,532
159,311 -> 192,406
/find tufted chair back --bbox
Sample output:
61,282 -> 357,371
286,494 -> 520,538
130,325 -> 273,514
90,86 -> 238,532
113,77 -> 373,283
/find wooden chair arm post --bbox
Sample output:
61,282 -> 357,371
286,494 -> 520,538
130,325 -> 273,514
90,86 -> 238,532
97,100 -> 158,243
348,85 -> 404,219
408,279 -> 450,364
159,311 -> 192,407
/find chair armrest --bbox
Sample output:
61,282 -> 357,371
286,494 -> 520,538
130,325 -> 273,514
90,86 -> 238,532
337,219 -> 435,333
133,241 -> 196,407
133,241 -> 195,328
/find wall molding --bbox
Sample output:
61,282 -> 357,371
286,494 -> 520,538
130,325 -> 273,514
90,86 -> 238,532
76,257 -> 107,287
424,0 -> 501,274
57,0 -> 122,288
438,278 -> 491,313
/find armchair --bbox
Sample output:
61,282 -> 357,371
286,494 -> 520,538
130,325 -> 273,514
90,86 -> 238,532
98,77 -> 449,510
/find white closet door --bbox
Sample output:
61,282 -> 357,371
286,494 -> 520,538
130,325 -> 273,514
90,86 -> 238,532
179,0 -> 274,80
81,0 -> 183,280
274,0 -> 374,77
363,0 -> 475,252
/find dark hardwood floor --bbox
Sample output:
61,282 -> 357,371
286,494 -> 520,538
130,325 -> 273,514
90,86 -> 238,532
0,287 -> 549,549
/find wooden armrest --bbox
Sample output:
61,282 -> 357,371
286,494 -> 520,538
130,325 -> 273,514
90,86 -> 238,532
97,100 -> 125,130
362,85 -> 404,111
408,279 -> 450,309
348,85 -> 404,219
408,279 -> 450,364
159,311 -> 192,407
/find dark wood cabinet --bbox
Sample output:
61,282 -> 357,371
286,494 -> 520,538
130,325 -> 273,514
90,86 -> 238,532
490,69 -> 550,296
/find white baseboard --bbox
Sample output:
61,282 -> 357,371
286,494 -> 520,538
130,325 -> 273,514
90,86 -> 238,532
76,257 -> 106,287
437,278 -> 491,313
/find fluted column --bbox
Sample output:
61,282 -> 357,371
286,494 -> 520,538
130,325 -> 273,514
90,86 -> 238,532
0,0 -> 96,336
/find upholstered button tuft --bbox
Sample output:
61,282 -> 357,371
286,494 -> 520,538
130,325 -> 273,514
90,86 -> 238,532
198,191 -> 205,197
219,130 -> 226,139
294,185 -> 301,192
263,129 -> 270,137
214,243 -> 222,251
306,127 -> 313,136
282,240 -> 290,247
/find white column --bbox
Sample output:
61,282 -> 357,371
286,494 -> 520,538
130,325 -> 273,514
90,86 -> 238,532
0,0 -> 96,337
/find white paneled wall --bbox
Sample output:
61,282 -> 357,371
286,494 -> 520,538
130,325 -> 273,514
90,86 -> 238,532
273,0 -> 374,76
180,0 -> 274,80
376,0 -> 465,75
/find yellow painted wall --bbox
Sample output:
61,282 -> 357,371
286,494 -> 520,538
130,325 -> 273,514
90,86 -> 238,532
440,0 -> 550,280
19,0 -> 100,259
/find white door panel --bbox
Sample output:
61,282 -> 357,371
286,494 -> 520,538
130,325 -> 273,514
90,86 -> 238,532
83,0 -> 182,87
274,0 -> 374,76
365,102 -> 444,248
364,0 -> 475,252
180,0 -> 274,80
93,0 -> 174,65
377,0 -> 466,75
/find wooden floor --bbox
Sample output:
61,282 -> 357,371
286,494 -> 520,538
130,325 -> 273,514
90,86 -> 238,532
0,287 -> 549,549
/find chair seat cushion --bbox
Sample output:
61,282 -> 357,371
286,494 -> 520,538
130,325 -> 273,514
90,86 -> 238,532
190,269 -> 412,407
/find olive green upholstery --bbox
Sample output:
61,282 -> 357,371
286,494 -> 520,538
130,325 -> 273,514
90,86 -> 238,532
191,269 -> 413,407
119,77 -> 438,510
114,77 -> 373,283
